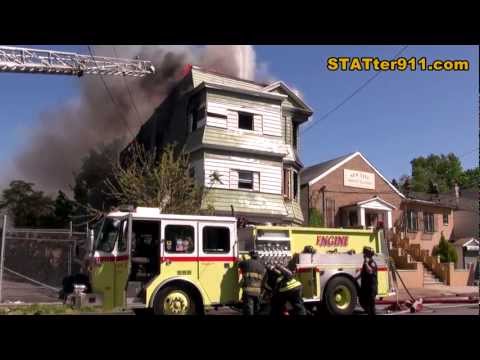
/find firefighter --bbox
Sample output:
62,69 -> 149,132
238,250 -> 266,315
359,246 -> 378,316
264,263 -> 307,316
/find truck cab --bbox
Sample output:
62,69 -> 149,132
83,208 -> 240,314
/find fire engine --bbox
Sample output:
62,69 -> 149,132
68,207 -> 394,315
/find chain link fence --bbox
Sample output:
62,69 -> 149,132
0,215 -> 88,304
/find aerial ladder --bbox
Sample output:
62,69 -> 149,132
0,46 -> 155,77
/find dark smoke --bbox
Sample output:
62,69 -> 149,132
12,45 -> 265,194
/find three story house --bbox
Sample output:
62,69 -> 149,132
129,65 -> 313,225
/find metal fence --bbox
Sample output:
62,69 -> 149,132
0,215 -> 88,304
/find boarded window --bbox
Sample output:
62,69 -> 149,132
238,171 -> 253,190
238,112 -> 254,130
203,227 -> 230,253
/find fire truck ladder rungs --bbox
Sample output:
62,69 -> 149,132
0,46 -> 155,77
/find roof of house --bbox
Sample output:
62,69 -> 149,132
300,153 -> 354,185
452,237 -> 479,247
300,151 -> 406,198
405,192 -> 458,209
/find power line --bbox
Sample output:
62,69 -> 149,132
458,147 -> 479,159
87,45 -> 134,138
301,45 -> 409,134
112,46 -> 144,128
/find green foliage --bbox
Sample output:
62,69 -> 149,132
0,181 -> 77,228
458,167 -> 480,189
308,208 -> 324,227
410,153 -> 463,193
105,143 -> 205,214
432,233 -> 458,264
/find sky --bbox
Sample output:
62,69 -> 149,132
0,45 -> 478,191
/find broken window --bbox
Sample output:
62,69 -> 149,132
238,170 -> 254,190
191,106 -> 205,132
238,112 -> 254,130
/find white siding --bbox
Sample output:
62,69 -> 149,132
204,152 -> 282,194
207,92 -> 281,137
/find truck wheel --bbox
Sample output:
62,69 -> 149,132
153,285 -> 199,315
324,277 -> 357,316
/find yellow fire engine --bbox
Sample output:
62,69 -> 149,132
70,207 -> 393,315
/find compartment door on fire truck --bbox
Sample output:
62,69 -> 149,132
91,215 -> 127,310
113,216 -> 130,308
160,219 -> 198,280
198,222 -> 239,305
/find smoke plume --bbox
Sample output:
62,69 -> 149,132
12,45 -> 267,194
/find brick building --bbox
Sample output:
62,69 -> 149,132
300,152 -> 405,231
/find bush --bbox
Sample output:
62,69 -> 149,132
308,208 -> 324,227
432,233 -> 458,264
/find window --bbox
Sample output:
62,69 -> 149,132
443,212 -> 449,225
283,115 -> 288,142
238,171 -> 253,190
349,211 -> 358,227
293,171 -> 299,200
117,220 -> 127,252
238,112 -> 254,130
164,225 -> 194,254
283,168 -> 291,198
406,209 -> 418,232
191,106 -> 205,132
203,227 -> 230,253
424,213 -> 435,233
292,123 -> 298,149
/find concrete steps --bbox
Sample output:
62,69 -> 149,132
423,268 -> 443,285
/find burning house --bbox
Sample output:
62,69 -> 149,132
126,65 -> 313,225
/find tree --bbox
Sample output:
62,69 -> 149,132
432,233 -> 458,264
410,153 -> 463,193
0,180 -> 55,227
73,138 -> 124,211
391,178 -> 399,189
308,208 -> 325,227
458,167 -> 480,189
53,190 -> 76,226
104,143 -> 205,214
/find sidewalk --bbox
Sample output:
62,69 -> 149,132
383,285 -> 478,302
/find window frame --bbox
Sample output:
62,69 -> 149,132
406,209 -> 418,232
238,111 -> 254,131
163,224 -> 195,254
424,212 -> 435,233
293,170 -> 299,201
443,212 -> 449,226
238,170 -> 254,190
202,226 -> 231,254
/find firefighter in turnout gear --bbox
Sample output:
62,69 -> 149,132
263,264 -> 307,316
359,246 -> 378,316
238,250 -> 266,315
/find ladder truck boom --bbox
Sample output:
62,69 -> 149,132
0,46 -> 155,77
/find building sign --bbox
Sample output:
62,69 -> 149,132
344,169 -> 375,189
316,235 -> 349,247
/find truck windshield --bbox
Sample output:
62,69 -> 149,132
94,217 -> 121,253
